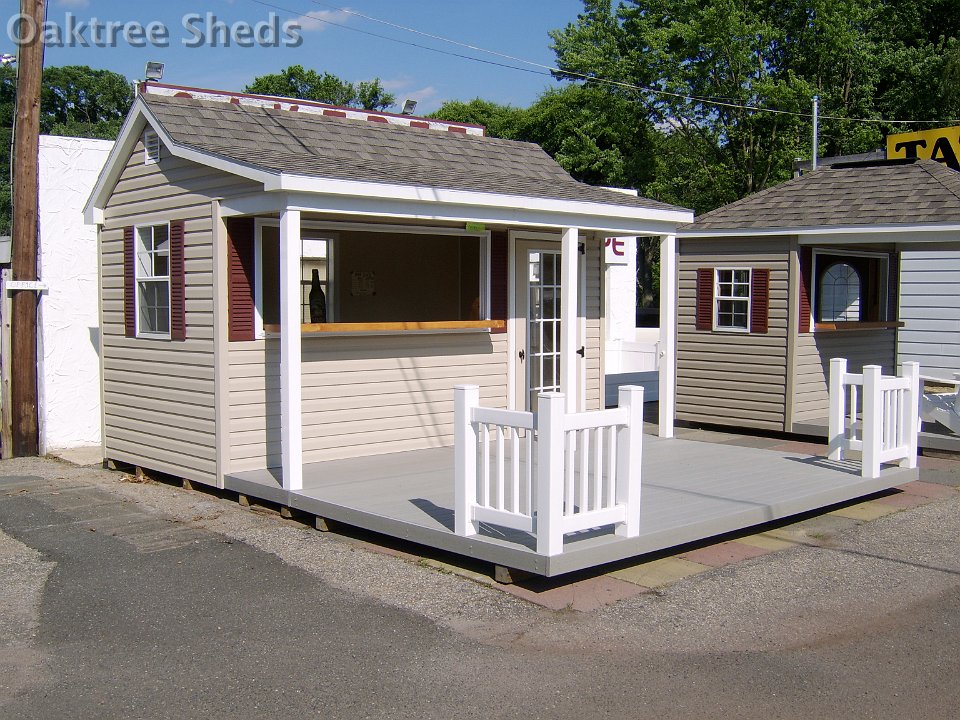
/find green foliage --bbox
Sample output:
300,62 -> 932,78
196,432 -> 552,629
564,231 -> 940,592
430,98 -> 527,139
245,65 -> 395,111
0,65 -> 132,235
550,0 -> 960,214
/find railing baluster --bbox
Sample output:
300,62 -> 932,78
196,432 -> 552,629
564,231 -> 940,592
564,431 -> 575,516
496,425 -> 505,510
605,426 -> 616,509
480,424 -> 490,508
510,427 -> 520,514
577,430 -> 590,512
525,430 -> 533,515
593,426 -> 603,512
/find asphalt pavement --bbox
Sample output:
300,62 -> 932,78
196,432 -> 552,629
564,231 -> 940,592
1,453 -> 958,719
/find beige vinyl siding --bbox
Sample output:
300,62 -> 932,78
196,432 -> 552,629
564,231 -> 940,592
227,333 -> 509,470
585,235 -> 602,410
791,329 -> 896,425
676,237 -> 791,431
100,139 -> 260,485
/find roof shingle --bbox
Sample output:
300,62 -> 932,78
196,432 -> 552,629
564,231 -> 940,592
687,159 -> 960,231
143,95 -> 686,213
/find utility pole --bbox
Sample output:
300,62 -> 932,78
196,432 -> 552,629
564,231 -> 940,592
10,0 -> 46,456
812,95 -> 819,171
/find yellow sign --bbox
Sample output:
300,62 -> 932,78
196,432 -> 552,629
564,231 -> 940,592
886,125 -> 960,171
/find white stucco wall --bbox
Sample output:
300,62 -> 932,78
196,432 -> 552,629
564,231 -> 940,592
37,135 -> 113,453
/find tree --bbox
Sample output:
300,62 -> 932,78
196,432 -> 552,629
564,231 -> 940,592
245,65 -> 395,111
551,0 -> 960,213
0,65 -> 132,235
430,98 -> 527,139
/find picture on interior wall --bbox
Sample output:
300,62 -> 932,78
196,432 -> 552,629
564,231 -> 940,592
351,270 -> 376,296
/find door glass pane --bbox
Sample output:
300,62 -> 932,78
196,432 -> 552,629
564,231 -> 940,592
525,249 -> 563,410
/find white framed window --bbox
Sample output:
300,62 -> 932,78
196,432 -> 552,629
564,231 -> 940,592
143,129 -> 161,165
136,223 -> 171,337
714,267 -> 751,331
819,262 -> 861,321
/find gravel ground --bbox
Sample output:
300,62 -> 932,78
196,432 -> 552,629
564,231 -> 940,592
2,454 -> 959,718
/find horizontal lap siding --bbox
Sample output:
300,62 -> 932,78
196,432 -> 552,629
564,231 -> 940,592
898,251 -> 960,375
585,237 -> 602,410
101,141 -> 259,485
227,333 -> 509,470
676,237 -> 790,431
792,330 -> 896,424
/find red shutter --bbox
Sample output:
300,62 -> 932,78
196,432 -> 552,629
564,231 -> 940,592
799,247 -> 812,333
227,217 -> 256,342
695,268 -> 713,331
123,226 -> 136,338
169,220 -> 186,340
887,251 -> 899,321
489,230 -> 508,334
750,268 -> 770,334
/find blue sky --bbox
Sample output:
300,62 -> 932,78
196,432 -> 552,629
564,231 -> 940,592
8,0 -> 589,113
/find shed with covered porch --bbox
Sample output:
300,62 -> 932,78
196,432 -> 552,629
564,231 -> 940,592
83,83 -> 690,494
674,158 -> 960,437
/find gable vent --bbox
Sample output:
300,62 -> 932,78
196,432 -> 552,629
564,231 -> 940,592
143,129 -> 161,165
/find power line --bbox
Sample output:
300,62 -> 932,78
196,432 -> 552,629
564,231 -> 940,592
251,0 -> 960,126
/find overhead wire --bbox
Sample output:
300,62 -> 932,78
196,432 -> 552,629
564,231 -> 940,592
249,0 -> 960,126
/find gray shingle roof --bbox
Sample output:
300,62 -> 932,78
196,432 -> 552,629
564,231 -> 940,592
687,159 -> 960,231
143,95 -> 686,213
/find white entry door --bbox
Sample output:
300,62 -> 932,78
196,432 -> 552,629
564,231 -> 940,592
515,240 -> 581,412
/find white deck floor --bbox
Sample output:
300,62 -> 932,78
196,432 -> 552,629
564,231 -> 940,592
224,434 -> 917,577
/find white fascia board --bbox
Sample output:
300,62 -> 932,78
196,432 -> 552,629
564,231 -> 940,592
679,223 -> 960,241
281,190 -> 685,235
220,192 -> 289,217
270,174 -> 692,227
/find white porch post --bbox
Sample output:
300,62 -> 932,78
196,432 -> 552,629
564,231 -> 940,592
560,227 -> 580,412
658,233 -> 677,438
279,208 -> 303,491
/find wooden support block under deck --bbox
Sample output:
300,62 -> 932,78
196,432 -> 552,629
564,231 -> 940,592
237,493 -> 251,507
181,478 -> 194,491
494,565 -> 522,585
314,516 -> 331,532
280,506 -> 293,519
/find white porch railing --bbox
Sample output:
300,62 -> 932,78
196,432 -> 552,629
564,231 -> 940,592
828,358 -> 920,478
454,385 -> 643,557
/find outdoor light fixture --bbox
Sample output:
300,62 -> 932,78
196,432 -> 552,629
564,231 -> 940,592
0,54 -> 16,66
400,99 -> 418,115
144,61 -> 164,82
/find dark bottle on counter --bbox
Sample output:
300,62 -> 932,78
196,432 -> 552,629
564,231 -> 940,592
309,268 -> 327,323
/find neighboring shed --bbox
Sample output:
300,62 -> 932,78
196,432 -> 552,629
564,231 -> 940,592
675,158 -> 960,435
84,83 -> 691,490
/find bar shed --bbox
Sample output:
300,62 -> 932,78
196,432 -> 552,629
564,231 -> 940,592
84,91 -> 924,576
83,83 -> 689,493
674,159 -> 960,437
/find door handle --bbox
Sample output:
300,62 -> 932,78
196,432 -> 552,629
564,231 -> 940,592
518,349 -> 525,361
